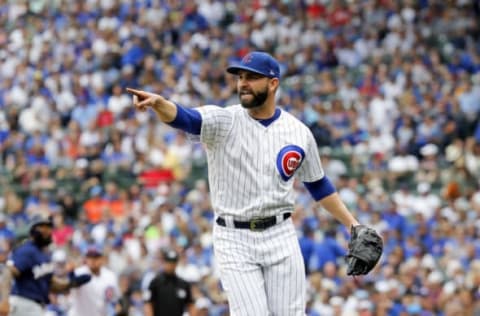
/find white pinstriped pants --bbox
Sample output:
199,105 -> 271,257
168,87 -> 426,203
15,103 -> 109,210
213,217 -> 306,316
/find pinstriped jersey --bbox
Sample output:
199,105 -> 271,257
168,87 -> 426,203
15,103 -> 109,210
194,104 -> 324,220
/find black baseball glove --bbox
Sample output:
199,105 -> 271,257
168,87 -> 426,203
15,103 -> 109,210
346,225 -> 383,276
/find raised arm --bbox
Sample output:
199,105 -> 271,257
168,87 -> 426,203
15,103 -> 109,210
126,88 -> 202,135
50,272 -> 92,293
126,88 -> 178,122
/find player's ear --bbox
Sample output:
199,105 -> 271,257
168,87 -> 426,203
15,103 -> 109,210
269,77 -> 280,91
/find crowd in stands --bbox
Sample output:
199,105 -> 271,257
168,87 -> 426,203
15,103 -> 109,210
1,0 -> 480,315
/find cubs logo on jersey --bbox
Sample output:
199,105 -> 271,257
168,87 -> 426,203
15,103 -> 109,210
105,286 -> 115,302
276,145 -> 305,181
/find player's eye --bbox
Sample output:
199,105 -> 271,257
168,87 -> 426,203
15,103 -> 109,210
238,72 -> 264,81
247,74 -> 264,80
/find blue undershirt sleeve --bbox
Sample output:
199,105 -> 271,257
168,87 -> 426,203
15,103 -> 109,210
303,176 -> 336,201
167,103 -> 202,135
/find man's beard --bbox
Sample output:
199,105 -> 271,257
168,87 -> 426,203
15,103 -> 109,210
32,231 -> 52,248
239,88 -> 268,109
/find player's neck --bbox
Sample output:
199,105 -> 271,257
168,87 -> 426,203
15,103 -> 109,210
247,102 -> 276,120
91,269 -> 101,276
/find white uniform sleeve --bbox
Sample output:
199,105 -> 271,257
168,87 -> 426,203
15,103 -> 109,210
296,129 -> 324,182
195,105 -> 233,147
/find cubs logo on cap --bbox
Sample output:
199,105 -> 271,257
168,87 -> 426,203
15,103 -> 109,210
85,245 -> 103,257
226,51 -> 280,78
276,145 -> 305,181
242,54 -> 253,64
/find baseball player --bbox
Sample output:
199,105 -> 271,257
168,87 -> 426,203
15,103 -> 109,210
67,245 -> 120,316
6,215 -> 91,316
127,51 -> 360,315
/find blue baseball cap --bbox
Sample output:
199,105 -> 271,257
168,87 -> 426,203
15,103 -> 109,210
226,51 -> 280,78
85,244 -> 103,257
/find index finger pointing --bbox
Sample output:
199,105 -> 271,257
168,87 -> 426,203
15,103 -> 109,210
126,88 -> 147,96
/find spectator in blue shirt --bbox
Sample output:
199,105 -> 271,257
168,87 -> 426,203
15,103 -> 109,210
308,229 -> 346,272
298,225 -> 315,274
70,98 -> 98,129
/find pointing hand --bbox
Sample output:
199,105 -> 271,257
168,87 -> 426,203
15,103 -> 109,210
126,88 -> 164,112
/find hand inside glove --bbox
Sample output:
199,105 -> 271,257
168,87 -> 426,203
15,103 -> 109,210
346,225 -> 383,276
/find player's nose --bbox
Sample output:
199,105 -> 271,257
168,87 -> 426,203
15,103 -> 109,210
237,77 -> 250,89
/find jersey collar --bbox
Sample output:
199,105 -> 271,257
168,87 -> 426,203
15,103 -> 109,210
253,107 -> 281,127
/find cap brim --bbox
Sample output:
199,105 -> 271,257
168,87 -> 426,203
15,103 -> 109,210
164,257 -> 178,262
34,221 -> 54,227
226,65 -> 273,78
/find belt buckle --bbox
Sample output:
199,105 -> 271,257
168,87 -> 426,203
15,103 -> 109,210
249,218 -> 266,231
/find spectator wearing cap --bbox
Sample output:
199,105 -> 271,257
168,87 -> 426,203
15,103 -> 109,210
143,248 -> 194,316
67,245 -> 121,316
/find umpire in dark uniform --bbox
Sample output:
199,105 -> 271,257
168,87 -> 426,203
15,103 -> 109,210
143,248 -> 194,316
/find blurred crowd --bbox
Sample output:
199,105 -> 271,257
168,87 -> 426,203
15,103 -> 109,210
1,0 -> 480,315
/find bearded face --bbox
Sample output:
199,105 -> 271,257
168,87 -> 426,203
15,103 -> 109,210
239,86 -> 269,109
236,71 -> 274,109
31,227 -> 53,248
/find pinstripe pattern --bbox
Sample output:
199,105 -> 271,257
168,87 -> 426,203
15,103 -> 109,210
196,105 -> 324,220
213,219 -> 305,316
194,104 -> 322,315
263,225 -> 305,315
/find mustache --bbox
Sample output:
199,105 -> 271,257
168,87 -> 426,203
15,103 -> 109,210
239,89 -> 254,94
